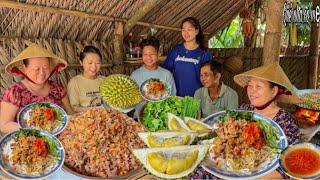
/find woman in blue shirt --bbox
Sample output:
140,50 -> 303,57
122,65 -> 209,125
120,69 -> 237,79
163,17 -> 212,97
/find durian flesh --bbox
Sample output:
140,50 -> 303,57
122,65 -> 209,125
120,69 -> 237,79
148,134 -> 190,147
168,118 -> 187,132
138,132 -> 197,148
100,74 -> 142,109
147,150 -> 198,175
185,118 -> 212,133
183,117 -> 215,139
133,145 -> 208,179
167,113 -> 191,132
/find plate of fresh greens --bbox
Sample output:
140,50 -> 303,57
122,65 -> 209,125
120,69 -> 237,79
18,102 -> 68,136
138,96 -> 200,132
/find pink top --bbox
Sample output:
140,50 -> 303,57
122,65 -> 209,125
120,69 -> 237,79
1,81 -> 66,118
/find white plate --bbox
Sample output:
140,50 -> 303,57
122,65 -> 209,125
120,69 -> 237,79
0,129 -> 65,179
140,78 -> 171,102
17,102 -> 68,136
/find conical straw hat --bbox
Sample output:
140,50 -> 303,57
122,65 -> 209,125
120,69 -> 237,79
5,43 -> 67,76
234,62 -> 298,102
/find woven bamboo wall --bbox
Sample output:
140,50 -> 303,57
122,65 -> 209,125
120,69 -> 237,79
210,47 -> 309,105
0,39 -> 310,106
0,38 -> 124,94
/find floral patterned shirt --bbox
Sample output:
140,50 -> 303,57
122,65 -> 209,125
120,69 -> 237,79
1,80 -> 66,121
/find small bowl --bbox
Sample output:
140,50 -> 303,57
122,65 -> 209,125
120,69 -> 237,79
279,142 -> 320,180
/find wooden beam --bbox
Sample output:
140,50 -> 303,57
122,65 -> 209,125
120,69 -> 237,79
309,0 -> 320,88
124,0 -> 160,36
0,0 -> 211,34
262,0 -> 286,64
0,0 -> 122,22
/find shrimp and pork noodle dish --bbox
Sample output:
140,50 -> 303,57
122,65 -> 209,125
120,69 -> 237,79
144,78 -> 168,99
211,111 -> 281,173
3,129 -> 59,175
58,108 -> 146,178
26,103 -> 63,133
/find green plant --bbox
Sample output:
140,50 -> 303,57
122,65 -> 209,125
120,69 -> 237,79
209,16 -> 243,48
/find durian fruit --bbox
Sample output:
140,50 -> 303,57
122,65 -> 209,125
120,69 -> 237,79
167,113 -> 191,132
100,74 -> 142,109
133,145 -> 208,179
138,132 -> 197,148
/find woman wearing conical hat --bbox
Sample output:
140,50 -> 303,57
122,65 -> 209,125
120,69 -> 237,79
191,63 -> 299,179
0,43 -> 74,133
234,62 -> 300,145
191,63 -> 301,179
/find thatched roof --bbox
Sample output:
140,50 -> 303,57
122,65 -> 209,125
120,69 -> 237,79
0,0 -> 255,43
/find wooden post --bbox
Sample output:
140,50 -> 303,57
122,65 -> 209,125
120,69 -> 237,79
309,0 -> 320,88
113,21 -> 124,74
262,0 -> 286,64
114,21 -> 124,64
124,0 -> 160,36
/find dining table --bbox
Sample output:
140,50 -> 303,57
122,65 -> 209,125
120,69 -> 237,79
0,121 -> 318,179
0,166 -> 156,180
0,164 -> 283,180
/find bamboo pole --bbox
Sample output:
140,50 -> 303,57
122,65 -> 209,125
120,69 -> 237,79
309,0 -> 320,88
262,0 -> 286,64
0,0 -> 120,22
0,0 -> 211,34
124,0 -> 160,36
289,0 -> 297,46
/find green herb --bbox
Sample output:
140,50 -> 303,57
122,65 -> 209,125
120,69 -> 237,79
15,129 -> 41,138
34,103 -> 51,108
34,103 -> 64,122
142,96 -> 182,131
43,136 -> 58,157
181,96 -> 200,118
52,106 -> 64,122
255,119 -> 281,149
219,110 -> 253,122
149,78 -> 160,82
142,96 -> 201,131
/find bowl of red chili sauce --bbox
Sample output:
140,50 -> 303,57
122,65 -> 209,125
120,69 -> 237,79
279,142 -> 320,179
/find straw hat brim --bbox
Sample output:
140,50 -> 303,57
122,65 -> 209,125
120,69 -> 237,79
5,43 -> 68,76
233,62 -> 299,103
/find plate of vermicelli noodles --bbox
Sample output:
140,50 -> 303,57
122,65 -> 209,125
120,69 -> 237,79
201,110 -> 288,180
0,129 -> 64,179
18,102 -> 68,135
